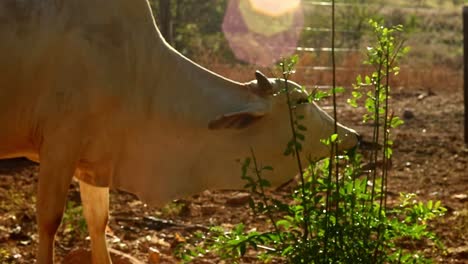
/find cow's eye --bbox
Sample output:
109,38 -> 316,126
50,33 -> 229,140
296,98 -> 309,104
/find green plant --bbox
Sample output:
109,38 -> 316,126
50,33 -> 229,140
61,201 -> 87,239
177,19 -> 446,264
161,200 -> 187,217
0,248 -> 11,264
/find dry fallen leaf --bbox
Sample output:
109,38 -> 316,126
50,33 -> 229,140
174,232 -> 186,243
148,247 -> 161,264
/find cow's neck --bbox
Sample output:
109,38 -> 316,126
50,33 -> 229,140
110,7 -> 280,205
145,40 -> 256,128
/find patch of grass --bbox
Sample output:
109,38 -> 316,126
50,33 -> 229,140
60,201 -> 87,239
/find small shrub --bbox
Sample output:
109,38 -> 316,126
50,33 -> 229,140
177,20 -> 446,264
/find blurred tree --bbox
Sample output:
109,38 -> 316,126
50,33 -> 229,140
150,0 -> 424,64
336,0 -> 384,48
151,0 -> 232,60
158,0 -> 173,44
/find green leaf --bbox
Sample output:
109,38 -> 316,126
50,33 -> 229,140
330,134 -> 338,143
347,98 -> 358,108
290,54 -> 299,65
427,200 -> 433,210
276,219 -> 292,229
297,124 -> 307,131
385,147 -> 393,159
296,142 -> 302,152
352,91 -> 362,99
239,243 -> 246,256
332,86 -> 345,94
365,75 -> 372,85
320,138 -> 330,146
295,133 -> 305,141
313,90 -> 330,101
356,74 -> 362,85
390,116 -> 404,128
259,179 -> 271,188
248,198 -> 255,210
402,46 -> 411,54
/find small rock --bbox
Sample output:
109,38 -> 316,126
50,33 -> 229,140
117,243 -> 129,251
417,93 -> 426,100
201,205 -> 218,216
447,246 -> 468,259
403,109 -> 414,119
202,190 -> 212,197
128,200 -> 143,207
451,193 -> 468,202
188,204 -> 202,217
147,236 -> 171,250
226,192 -> 251,207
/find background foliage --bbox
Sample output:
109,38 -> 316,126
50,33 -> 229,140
150,0 -> 463,71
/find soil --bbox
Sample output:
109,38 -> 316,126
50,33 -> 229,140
0,89 -> 466,263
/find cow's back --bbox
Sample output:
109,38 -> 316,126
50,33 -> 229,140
0,0 -> 165,160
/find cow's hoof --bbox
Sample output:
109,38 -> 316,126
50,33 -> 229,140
62,248 -> 143,264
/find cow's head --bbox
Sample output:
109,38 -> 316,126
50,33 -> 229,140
208,71 -> 359,164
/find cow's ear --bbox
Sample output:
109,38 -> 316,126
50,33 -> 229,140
254,71 -> 274,96
208,111 -> 264,130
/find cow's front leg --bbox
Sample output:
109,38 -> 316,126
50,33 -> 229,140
79,179 -> 112,264
36,156 -> 76,263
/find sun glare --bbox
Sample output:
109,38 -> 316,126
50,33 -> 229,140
222,0 -> 303,66
248,0 -> 301,17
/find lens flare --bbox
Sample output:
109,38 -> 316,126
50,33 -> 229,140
239,0 -> 295,36
248,0 -> 301,17
222,0 -> 303,67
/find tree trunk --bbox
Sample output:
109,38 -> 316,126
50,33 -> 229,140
158,0 -> 172,44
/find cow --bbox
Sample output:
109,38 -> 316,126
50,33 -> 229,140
0,0 -> 359,263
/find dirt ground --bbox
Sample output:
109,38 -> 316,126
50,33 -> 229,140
0,88 -> 466,263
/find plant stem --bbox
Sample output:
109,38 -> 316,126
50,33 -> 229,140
324,0 -> 339,259
374,38 -> 393,262
331,0 -> 344,254
365,28 -> 384,258
249,148 -> 283,243
281,62 -> 310,243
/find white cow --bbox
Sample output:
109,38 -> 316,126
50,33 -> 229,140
0,0 -> 359,263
